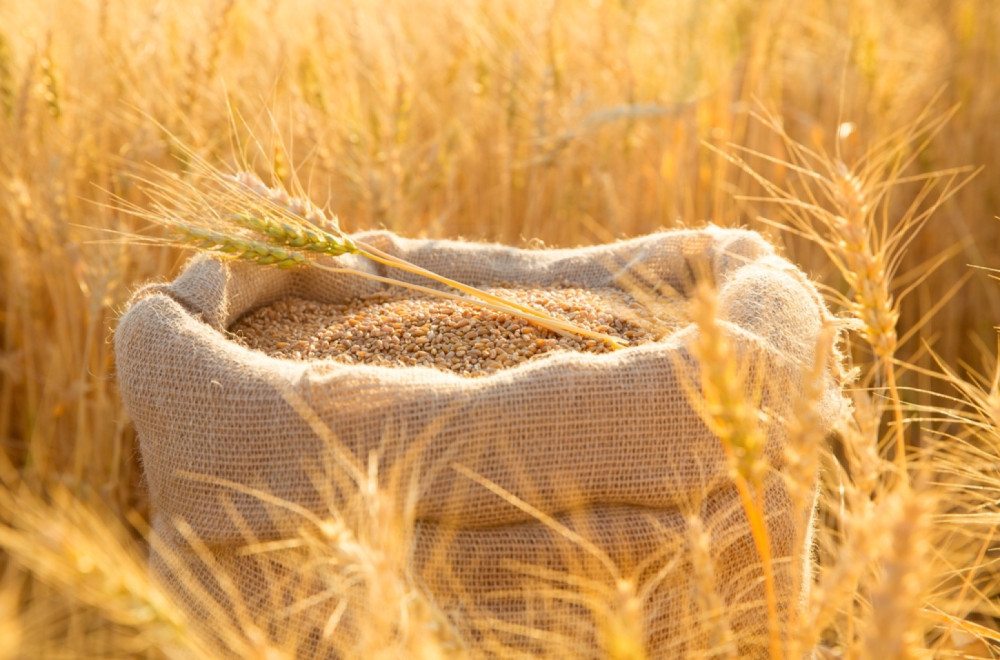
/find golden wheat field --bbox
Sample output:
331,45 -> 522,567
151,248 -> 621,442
2,0 -> 1000,657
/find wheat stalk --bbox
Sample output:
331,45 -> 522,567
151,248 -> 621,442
680,281 -> 782,660
140,168 -> 628,349
714,103 -> 978,482
0,485 -> 222,660
861,486 -> 932,659
685,514 -> 736,659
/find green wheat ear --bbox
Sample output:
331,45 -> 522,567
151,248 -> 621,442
174,223 -> 307,268
228,213 -> 357,256
158,170 -> 628,348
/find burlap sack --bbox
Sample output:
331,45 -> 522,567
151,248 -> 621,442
115,226 -> 845,658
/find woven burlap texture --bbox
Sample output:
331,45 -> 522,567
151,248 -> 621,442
115,226 -> 845,658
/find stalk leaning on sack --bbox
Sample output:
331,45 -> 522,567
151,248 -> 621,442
136,169 -> 626,348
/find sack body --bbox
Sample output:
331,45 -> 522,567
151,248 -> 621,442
115,226 -> 844,657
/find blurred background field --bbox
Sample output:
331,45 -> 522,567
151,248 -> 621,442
1,0 -> 999,657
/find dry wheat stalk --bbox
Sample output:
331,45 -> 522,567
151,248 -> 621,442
680,281 -> 781,660
0,485 -> 226,660
715,104 -> 978,483
685,514 -> 736,659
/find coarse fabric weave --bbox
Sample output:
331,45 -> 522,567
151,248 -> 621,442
115,226 -> 845,658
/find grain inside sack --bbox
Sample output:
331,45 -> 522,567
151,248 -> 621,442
229,286 -> 670,375
115,226 -> 847,658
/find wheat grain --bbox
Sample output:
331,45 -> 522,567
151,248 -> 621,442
230,286 -> 661,376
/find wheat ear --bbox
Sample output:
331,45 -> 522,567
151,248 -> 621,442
218,172 -> 628,347
682,282 -> 781,660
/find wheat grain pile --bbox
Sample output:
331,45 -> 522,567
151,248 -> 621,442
229,286 -> 671,375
